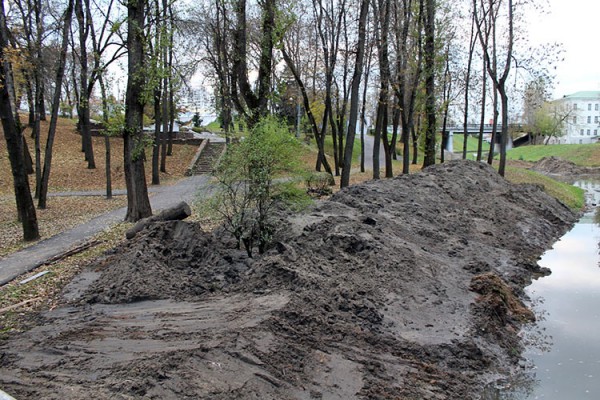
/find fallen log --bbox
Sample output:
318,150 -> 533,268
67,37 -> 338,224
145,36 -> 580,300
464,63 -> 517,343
126,201 -> 192,239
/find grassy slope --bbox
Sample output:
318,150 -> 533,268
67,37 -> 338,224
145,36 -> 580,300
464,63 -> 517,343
506,143 -> 600,166
451,134 -> 490,156
504,166 -> 585,211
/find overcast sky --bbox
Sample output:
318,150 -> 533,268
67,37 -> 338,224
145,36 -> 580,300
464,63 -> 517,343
528,0 -> 600,99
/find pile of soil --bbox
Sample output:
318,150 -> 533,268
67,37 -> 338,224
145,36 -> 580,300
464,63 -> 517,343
0,161 -> 576,399
531,156 -> 600,176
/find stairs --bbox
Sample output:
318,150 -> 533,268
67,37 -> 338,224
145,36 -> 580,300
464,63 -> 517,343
190,141 -> 226,175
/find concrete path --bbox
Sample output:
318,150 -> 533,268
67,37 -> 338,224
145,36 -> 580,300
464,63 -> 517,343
362,133 -> 387,171
0,175 -> 210,285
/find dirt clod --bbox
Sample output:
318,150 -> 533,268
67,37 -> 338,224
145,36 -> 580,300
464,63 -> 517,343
531,156 -> 600,176
0,161 -> 576,399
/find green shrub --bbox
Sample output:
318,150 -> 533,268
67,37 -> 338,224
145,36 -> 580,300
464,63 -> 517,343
305,171 -> 333,197
202,116 -> 305,256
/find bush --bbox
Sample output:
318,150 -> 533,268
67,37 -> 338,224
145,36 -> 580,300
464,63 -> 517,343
202,116 -> 307,256
305,172 -> 333,197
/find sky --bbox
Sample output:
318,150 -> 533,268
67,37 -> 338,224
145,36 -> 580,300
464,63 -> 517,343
527,0 -> 600,99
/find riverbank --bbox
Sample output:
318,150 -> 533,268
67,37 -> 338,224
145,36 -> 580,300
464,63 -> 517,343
0,161 -> 577,399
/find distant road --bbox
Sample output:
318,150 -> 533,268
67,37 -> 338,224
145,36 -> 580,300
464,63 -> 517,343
361,133 -> 386,171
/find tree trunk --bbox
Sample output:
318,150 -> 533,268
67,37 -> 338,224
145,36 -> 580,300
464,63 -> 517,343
76,0 -> 95,169
0,1 -> 39,241
160,0 -> 169,174
477,62 -> 487,162
498,86 -> 509,176
152,85 -> 161,185
232,0 -> 274,124
422,0 -> 436,168
373,0 -> 393,179
462,12 -> 476,160
412,114 -> 420,165
38,0 -> 74,209
340,0 -> 369,188
124,0 -> 152,222
98,75 -> 112,199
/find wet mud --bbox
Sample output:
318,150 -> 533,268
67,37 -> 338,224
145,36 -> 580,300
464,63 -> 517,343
0,161 -> 576,399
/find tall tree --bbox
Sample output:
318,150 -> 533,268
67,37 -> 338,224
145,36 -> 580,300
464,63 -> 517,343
340,0 -> 369,188
75,0 -> 96,169
232,0 -> 275,124
0,0 -> 39,241
371,0 -> 391,179
422,0 -> 436,168
394,0 -> 423,174
462,9 -> 477,160
474,0 -> 514,176
37,0 -> 75,209
313,0 -> 347,175
279,2 -> 335,179
124,0 -> 152,222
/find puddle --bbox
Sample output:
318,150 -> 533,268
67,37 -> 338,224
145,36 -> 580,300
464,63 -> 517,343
487,182 -> 600,399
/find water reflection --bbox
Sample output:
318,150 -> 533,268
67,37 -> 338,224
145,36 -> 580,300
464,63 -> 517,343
494,180 -> 600,399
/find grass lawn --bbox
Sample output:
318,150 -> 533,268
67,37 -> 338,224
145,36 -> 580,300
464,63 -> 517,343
506,143 -> 600,166
451,134 -> 490,157
504,166 -> 585,210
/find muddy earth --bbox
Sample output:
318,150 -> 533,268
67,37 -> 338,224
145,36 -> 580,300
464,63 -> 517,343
531,156 -> 600,177
0,161 -> 576,399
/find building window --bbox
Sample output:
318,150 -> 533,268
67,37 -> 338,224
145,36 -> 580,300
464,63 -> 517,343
574,103 -> 578,110
596,116 -> 599,124
595,130 -> 598,135
581,129 -> 585,135
580,139 -> 583,144
589,103 -> 592,111
574,116 -> 577,124
596,104 -> 599,111
588,129 -> 591,135
588,116 -> 592,124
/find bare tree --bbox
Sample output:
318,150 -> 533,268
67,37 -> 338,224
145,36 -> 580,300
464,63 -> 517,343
372,0 -> 391,179
340,0 -> 369,187
37,0 -> 75,209
462,9 -> 477,160
393,0 -> 423,174
0,0 -> 39,241
474,0 -> 514,176
75,0 -> 96,169
124,0 -> 152,222
232,0 -> 275,125
422,0 -> 436,168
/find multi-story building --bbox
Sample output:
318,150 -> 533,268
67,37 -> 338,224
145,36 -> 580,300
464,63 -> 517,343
555,91 -> 600,144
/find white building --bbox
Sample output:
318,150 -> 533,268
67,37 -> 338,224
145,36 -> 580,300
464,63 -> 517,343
555,91 -> 600,144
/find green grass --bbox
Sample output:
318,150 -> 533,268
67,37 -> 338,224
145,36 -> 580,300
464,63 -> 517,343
504,166 -> 585,210
323,134 -> 362,165
506,143 -> 600,166
451,134 -> 490,156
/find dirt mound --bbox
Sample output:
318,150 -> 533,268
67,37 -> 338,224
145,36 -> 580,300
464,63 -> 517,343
84,221 -> 251,303
531,156 -> 600,176
0,160 -> 576,399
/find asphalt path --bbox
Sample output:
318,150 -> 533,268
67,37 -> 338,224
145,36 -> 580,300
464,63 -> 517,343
0,175 -> 210,285
362,133 -> 386,171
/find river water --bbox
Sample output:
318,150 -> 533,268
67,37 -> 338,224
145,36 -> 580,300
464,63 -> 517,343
488,182 -> 600,399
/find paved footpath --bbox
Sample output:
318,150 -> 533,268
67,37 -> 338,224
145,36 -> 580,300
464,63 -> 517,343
0,175 -> 210,286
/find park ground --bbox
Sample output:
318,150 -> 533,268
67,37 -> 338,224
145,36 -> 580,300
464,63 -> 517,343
0,122 -> 594,398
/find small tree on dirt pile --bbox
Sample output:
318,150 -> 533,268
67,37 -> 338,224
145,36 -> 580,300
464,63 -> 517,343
205,117 -> 303,257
